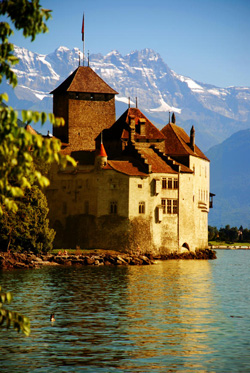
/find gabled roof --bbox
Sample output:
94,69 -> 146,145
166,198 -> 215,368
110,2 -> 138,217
101,107 -> 165,142
161,123 -> 209,161
50,66 -> 118,95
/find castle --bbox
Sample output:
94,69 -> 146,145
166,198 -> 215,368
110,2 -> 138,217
45,65 -> 213,254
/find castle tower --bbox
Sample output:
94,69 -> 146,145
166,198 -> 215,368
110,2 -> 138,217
50,66 -> 118,151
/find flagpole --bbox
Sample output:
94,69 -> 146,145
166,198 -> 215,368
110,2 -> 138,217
82,13 -> 84,66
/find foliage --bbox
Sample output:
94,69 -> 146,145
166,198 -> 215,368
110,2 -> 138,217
0,185 -> 55,254
208,225 -> 219,241
0,0 -> 76,215
209,225 -> 250,243
0,285 -> 30,336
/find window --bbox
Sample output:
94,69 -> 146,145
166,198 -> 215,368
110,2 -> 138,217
162,178 -> 167,189
167,199 -> 172,214
168,178 -> 173,189
161,199 -> 166,214
138,184 -> 142,188
167,199 -> 178,214
173,200 -> 178,214
139,201 -> 145,214
174,178 -> 178,189
110,201 -> 117,214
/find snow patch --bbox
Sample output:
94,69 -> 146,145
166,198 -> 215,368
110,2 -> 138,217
149,95 -> 181,114
116,96 -> 135,105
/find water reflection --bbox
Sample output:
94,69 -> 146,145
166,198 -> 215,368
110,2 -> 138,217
121,260 -> 221,371
0,253 -> 249,372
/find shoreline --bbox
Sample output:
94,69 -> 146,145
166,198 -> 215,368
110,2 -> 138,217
210,245 -> 250,250
0,248 -> 216,270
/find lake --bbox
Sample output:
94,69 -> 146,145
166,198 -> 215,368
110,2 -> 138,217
0,250 -> 250,372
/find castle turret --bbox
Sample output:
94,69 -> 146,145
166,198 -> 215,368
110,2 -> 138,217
95,136 -> 108,169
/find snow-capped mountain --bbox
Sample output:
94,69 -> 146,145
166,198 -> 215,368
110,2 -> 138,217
5,45 -> 250,150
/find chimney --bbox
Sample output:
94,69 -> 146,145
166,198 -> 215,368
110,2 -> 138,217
190,125 -> 195,151
129,115 -> 136,143
138,118 -> 146,136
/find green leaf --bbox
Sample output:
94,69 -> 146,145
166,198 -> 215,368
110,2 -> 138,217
41,112 -> 47,124
48,113 -> 55,124
0,93 -> 9,102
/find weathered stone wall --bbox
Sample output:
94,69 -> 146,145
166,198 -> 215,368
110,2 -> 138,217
52,93 -> 116,150
46,156 -> 210,254
68,97 -> 116,151
178,156 -> 210,251
53,94 -> 69,143
179,172 -> 195,251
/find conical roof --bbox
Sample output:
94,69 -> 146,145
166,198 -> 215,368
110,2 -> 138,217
50,66 -> 118,95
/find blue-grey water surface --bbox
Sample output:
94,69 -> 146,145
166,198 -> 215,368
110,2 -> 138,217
0,250 -> 250,372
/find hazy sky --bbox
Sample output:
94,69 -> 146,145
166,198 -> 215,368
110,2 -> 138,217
4,0 -> 250,88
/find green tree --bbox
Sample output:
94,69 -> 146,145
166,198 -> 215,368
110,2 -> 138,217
0,185 -> 55,254
208,226 -> 219,241
0,0 -> 76,335
0,0 -> 76,215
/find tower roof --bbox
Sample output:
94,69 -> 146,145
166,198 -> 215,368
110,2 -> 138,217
97,143 -> 107,157
50,66 -> 118,95
161,122 -> 209,161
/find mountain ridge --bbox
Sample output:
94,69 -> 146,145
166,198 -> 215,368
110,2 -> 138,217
207,128 -> 250,228
4,45 -> 250,151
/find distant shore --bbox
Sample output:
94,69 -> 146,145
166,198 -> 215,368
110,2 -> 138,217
210,245 -> 250,250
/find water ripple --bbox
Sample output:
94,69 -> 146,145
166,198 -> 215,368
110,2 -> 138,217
0,251 -> 250,372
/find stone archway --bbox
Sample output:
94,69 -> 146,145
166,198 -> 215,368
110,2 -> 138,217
181,242 -> 190,251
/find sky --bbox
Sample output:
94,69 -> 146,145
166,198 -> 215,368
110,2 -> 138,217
3,0 -> 250,88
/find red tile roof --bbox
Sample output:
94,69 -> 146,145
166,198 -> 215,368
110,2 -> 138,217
25,124 -> 38,135
107,160 -> 148,176
161,123 -> 209,161
139,148 -> 178,174
101,107 -> 165,142
50,66 -> 118,95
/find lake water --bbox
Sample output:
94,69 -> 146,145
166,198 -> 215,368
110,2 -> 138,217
0,250 -> 250,372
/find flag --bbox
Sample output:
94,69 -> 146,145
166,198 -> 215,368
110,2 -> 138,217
81,13 -> 84,41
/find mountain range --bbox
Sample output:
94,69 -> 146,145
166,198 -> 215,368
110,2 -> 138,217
3,45 -> 250,228
4,45 -> 250,152
207,128 -> 250,229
